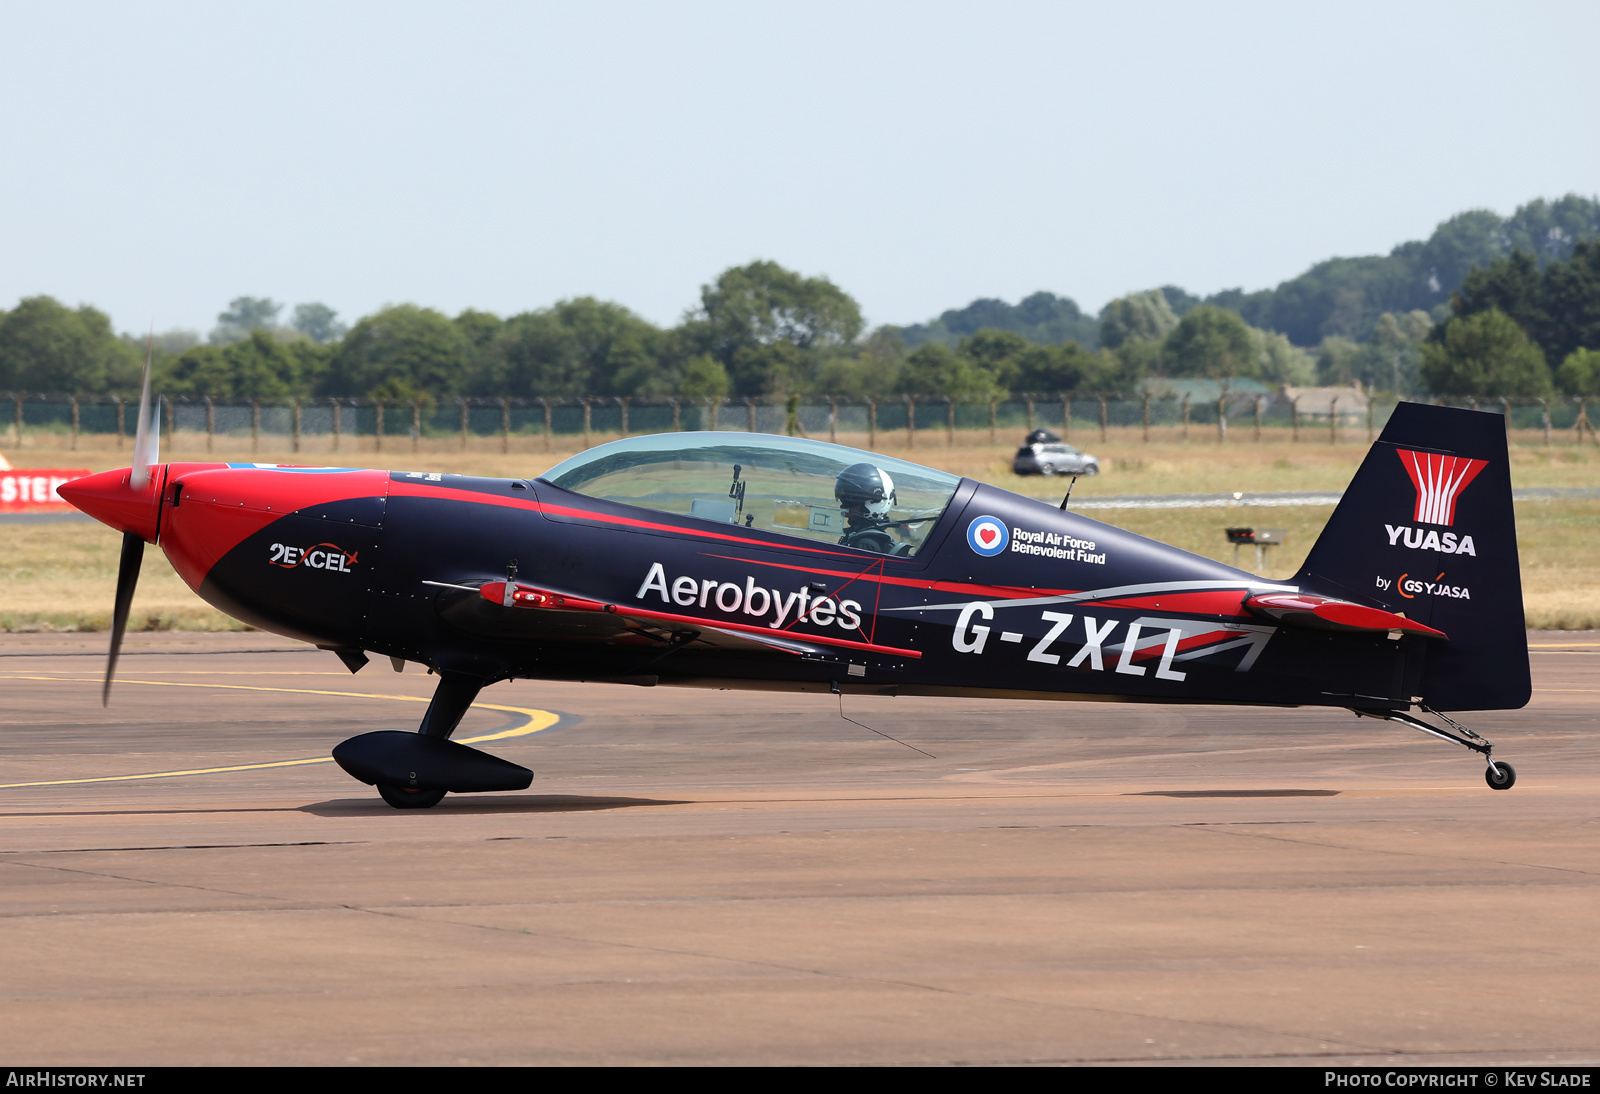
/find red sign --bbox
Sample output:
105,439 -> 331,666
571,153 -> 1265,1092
0,469 -> 93,512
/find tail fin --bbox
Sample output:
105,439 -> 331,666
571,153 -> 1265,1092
1295,402 -> 1529,711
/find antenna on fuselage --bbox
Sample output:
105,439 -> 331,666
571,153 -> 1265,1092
830,680 -> 936,759
728,463 -> 745,518
1059,475 -> 1078,510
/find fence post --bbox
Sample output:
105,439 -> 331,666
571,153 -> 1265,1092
116,396 -> 126,449
1025,396 -> 1034,433
867,398 -> 876,449
1578,398 -> 1591,444
1062,394 -> 1071,440
905,395 -> 915,448
1329,396 -> 1338,444
459,399 -> 469,452
542,398 -> 552,451
1217,390 -> 1228,442
1366,395 -> 1375,442
988,398 -> 997,443
582,398 -> 592,448
502,398 -> 511,455
293,401 -> 302,454
332,399 -> 341,453
829,397 -> 838,445
14,394 -> 22,448
1098,394 -> 1108,442
709,398 -> 720,433
620,397 -> 630,438
1181,394 -> 1189,441
1540,398 -> 1550,445
1291,396 -> 1300,443
672,398 -> 681,434
411,401 -> 421,454
746,397 -> 756,433
946,397 -> 955,446
204,397 -> 214,453
1255,396 -> 1263,442
374,401 -> 383,454
70,396 -> 80,451
252,399 -> 261,455
1142,392 -> 1150,443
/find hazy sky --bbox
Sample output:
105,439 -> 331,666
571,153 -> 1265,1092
2,1 -> 1596,336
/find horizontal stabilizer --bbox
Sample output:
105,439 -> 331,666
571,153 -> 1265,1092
1245,592 -> 1447,639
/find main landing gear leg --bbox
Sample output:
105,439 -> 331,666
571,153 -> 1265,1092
1352,705 -> 1516,790
376,671 -> 485,810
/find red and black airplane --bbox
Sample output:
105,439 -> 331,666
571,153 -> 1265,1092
61,375 -> 1529,807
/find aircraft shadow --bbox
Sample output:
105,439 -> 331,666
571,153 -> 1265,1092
299,793 -> 691,816
1129,789 -> 1341,798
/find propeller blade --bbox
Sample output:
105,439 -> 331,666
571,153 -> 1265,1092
103,530 -> 145,706
129,331 -> 157,489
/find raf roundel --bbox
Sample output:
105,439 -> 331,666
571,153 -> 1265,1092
967,516 -> 1009,556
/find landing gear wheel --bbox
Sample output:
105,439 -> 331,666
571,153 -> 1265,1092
378,783 -> 447,809
1484,762 -> 1516,791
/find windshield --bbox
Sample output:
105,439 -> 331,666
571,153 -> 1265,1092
540,432 -> 961,556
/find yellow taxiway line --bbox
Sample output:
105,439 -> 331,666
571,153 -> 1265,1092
0,674 -> 560,789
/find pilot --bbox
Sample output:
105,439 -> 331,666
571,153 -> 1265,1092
834,462 -> 900,553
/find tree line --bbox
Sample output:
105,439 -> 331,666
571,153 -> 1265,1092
1,195 -> 1596,403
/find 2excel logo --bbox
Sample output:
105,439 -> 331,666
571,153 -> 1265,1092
1384,449 -> 1487,557
267,542 -> 360,572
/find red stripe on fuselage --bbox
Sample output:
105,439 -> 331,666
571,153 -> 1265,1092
605,604 -> 922,659
387,480 -> 874,558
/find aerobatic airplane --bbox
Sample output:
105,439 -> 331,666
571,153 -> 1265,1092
60,366 -> 1529,807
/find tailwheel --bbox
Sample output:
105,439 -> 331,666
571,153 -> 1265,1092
1351,704 -> 1517,792
377,784 -> 447,809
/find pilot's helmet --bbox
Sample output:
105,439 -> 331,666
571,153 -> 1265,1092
835,462 -> 897,519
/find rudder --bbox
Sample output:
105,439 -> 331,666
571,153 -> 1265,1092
1294,402 -> 1529,711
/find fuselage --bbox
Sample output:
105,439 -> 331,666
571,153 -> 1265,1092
59,457 -> 1428,710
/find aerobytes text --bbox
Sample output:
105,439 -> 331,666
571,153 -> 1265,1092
1384,524 -> 1477,556
635,563 -> 864,631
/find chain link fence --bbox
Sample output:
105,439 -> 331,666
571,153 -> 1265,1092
3,391 -> 1596,454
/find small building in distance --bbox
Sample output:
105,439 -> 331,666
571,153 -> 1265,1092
1280,383 -> 1368,420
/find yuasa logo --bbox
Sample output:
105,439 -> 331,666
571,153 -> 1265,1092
268,542 -> 359,572
1397,449 -> 1487,526
1384,525 -> 1477,556
967,516 -> 1008,556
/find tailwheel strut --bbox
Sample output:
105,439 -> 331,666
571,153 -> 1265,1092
1352,704 -> 1516,790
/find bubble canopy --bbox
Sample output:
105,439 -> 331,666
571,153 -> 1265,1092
539,432 -> 962,555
